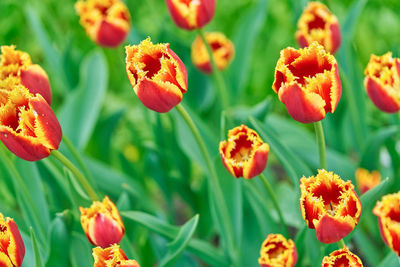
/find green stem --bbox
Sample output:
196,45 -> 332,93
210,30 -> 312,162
337,239 -> 346,249
259,173 -> 289,237
175,104 -> 235,256
314,121 -> 327,169
197,28 -> 229,109
51,150 -> 99,201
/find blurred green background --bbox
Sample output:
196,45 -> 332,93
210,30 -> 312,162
0,0 -> 400,266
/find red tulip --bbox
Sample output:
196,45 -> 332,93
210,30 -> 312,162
355,168 -> 381,194
364,52 -> 400,113
191,31 -> 235,73
0,46 -> 52,104
0,85 -> 62,161
93,244 -> 140,267
75,0 -> 131,47
219,125 -> 269,179
300,169 -> 362,243
165,0 -> 215,30
272,42 -> 342,123
321,247 -> 363,267
296,2 -> 341,54
258,234 -> 297,267
0,213 -> 25,267
125,38 -> 188,113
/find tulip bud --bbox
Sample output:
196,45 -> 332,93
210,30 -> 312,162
373,191 -> 400,257
219,125 -> 269,179
258,234 -> 297,267
75,0 -> 131,47
296,2 -> 341,54
125,38 -> 188,113
272,42 -> 342,123
300,169 -> 362,243
364,52 -> 400,113
355,168 -> 381,194
80,196 -> 125,248
321,247 -> 363,267
191,32 -> 235,73
93,244 -> 140,267
0,213 -> 25,267
165,0 -> 215,30
0,46 -> 52,104
0,85 -> 62,161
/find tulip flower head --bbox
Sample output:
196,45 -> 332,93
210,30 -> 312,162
219,125 -> 269,179
258,234 -> 297,267
272,42 -> 342,123
296,2 -> 341,54
373,191 -> 400,256
191,32 -> 235,73
0,46 -> 52,104
364,52 -> 400,113
355,168 -> 381,194
165,0 -> 215,30
125,38 -> 188,113
300,169 -> 362,243
321,247 -> 363,267
80,196 -> 125,248
0,213 -> 25,267
75,0 -> 131,47
93,244 -> 140,267
0,85 -> 62,161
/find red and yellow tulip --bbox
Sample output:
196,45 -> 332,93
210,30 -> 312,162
258,234 -> 297,267
93,244 -> 140,267
165,0 -> 215,30
355,168 -> 381,194
296,2 -> 341,54
125,38 -> 188,113
272,42 -> 342,123
0,213 -> 25,267
80,196 -> 125,248
300,169 -> 362,243
75,0 -> 131,47
373,191 -> 400,256
191,32 -> 235,73
321,247 -> 363,267
0,46 -> 52,104
219,125 -> 269,179
364,52 -> 400,113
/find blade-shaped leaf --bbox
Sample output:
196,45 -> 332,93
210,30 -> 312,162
30,227 -> 44,267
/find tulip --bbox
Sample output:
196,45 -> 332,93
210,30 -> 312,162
0,213 -> 25,267
75,0 -> 131,47
93,244 -> 140,267
258,234 -> 297,267
80,196 -> 125,248
0,46 -> 52,104
355,168 -> 381,194
125,38 -> 188,113
300,169 -> 362,243
364,52 -> 400,113
191,32 -> 235,73
219,125 -> 269,179
165,0 -> 215,30
321,247 -> 363,267
272,42 -> 342,123
373,191 -> 400,256
296,2 -> 341,54
0,85 -> 62,161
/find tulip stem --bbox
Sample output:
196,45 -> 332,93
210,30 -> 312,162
197,28 -> 229,109
314,121 -> 327,169
259,173 -> 290,237
51,150 -> 99,201
337,239 -> 346,249
175,104 -> 235,257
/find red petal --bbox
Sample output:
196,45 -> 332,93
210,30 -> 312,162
315,214 -> 354,243
243,143 -> 269,179
329,22 -> 341,54
20,65 -> 52,105
365,77 -> 400,113
7,220 -> 25,267
90,213 -> 124,248
96,20 -> 129,47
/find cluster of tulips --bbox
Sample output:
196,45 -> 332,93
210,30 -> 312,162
0,0 -> 399,266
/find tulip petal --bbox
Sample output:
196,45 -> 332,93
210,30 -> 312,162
365,77 -> 400,113
96,20 -> 129,48
314,214 -> 354,243
243,143 -> 269,179
20,65 -> 52,105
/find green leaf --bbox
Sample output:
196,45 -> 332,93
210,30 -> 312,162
69,233 -> 93,267
159,215 -> 199,267
360,177 -> 390,212
46,213 -> 71,267
58,50 -> 108,149
378,251 -> 399,267
121,211 -> 229,267
30,227 -> 44,267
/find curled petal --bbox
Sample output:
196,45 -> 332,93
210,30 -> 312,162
93,244 -> 140,267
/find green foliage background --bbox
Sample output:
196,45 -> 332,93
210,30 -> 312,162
0,0 -> 400,266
